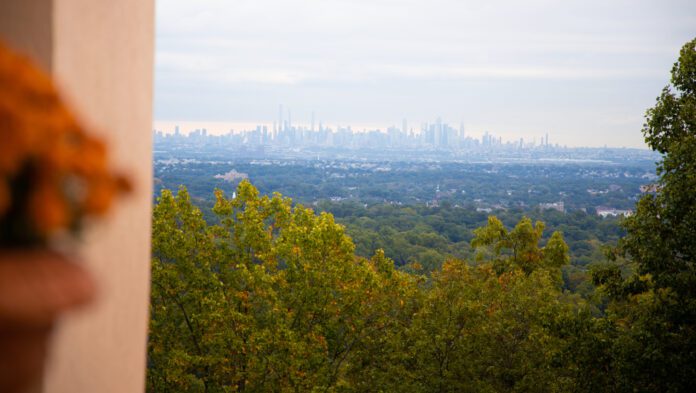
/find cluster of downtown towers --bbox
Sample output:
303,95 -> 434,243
154,108 -> 553,151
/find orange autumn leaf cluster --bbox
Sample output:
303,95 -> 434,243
0,41 -> 130,241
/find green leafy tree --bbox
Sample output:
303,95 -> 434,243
354,216 -> 580,392
148,180 -> 422,392
472,216 -> 568,279
397,261 -> 579,392
592,38 -> 696,391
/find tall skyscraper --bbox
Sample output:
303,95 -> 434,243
278,104 -> 283,131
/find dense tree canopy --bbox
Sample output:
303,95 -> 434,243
149,182 -> 422,391
148,180 -> 594,392
592,38 -> 696,391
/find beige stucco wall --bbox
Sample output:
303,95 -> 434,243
0,1 -> 154,392
0,0 -> 53,71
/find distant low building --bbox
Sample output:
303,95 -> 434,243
539,201 -> 564,213
214,169 -> 249,182
426,200 -> 440,208
596,206 -> 633,218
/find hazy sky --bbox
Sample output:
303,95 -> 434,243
154,0 -> 696,147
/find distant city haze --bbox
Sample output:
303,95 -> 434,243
155,0 -> 696,148
154,121 -> 393,136
152,120 -> 564,148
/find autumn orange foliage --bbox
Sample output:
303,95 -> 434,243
0,41 -> 130,244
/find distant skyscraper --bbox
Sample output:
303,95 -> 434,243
311,111 -> 315,132
545,133 -> 549,146
174,125 -> 180,136
278,104 -> 283,131
402,118 -> 407,135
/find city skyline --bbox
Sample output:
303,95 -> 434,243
155,0 -> 696,148
154,115 -> 579,151
152,111 -> 605,149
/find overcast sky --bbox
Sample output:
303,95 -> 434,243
154,0 -> 696,147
